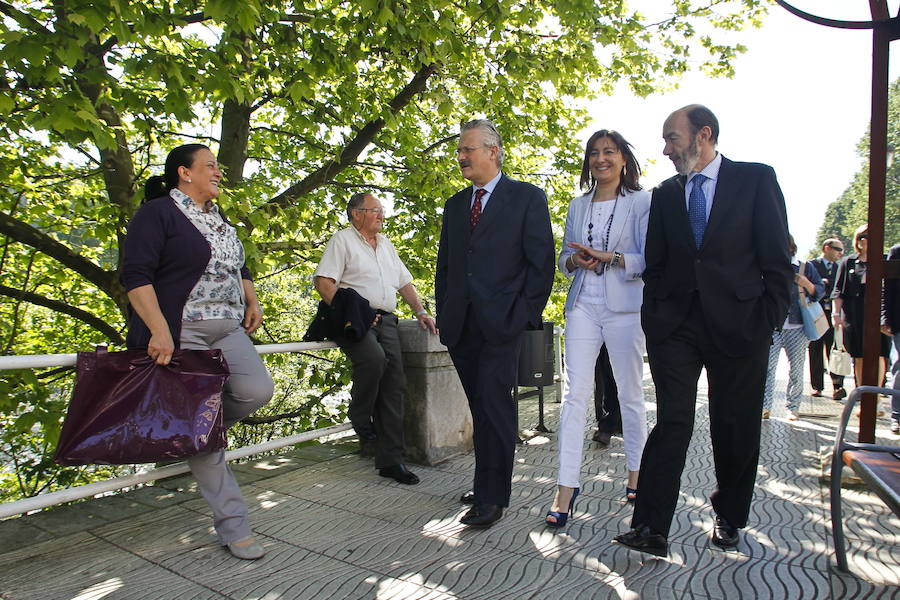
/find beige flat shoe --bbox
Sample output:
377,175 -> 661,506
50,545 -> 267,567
227,535 -> 265,560
762,409 -> 770,420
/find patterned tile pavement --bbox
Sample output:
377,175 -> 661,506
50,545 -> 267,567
0,361 -> 898,599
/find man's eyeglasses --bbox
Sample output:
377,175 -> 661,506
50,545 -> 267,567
456,145 -> 488,156
827,244 -> 844,252
354,207 -> 384,214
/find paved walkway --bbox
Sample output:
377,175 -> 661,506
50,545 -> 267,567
0,363 -> 898,599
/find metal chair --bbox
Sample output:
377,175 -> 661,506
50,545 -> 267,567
830,385 -> 900,571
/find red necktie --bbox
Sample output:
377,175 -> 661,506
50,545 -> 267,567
471,188 -> 486,230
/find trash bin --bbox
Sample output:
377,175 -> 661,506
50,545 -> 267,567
518,321 -> 555,387
515,321 -> 555,435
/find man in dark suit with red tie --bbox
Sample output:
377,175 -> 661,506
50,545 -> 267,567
435,119 -> 555,528
614,105 -> 793,555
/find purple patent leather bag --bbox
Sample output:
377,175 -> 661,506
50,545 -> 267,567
54,347 -> 229,465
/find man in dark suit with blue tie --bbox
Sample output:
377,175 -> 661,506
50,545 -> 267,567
436,119 -> 555,528
614,105 -> 793,555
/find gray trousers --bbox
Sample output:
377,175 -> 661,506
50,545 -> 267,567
338,314 -> 406,468
180,319 -> 274,544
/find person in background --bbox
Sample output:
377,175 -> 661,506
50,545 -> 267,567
762,235 -> 824,421
883,243 -> 900,434
121,144 -> 274,560
808,238 -> 847,401
313,192 -> 437,485
592,346 -> 622,446
832,224 -> 891,394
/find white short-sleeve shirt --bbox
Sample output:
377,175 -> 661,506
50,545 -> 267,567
314,226 -> 413,313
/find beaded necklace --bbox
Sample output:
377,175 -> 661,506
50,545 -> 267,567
587,196 -> 617,274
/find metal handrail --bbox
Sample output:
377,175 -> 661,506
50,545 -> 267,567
0,341 -> 337,371
0,341 -> 346,519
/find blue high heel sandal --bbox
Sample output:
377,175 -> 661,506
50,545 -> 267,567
545,488 -> 580,528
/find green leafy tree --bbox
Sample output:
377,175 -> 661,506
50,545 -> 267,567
0,0 -> 766,501
815,77 -> 900,253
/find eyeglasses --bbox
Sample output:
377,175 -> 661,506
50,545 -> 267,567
354,207 -> 384,214
827,244 -> 844,252
456,145 -> 486,156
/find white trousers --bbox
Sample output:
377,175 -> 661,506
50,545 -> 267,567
558,300 -> 648,486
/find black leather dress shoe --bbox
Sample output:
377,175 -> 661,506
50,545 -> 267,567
712,516 -> 739,548
459,503 -> 503,528
613,525 -> 668,557
459,491 -> 476,504
592,429 -> 612,445
378,464 -> 420,485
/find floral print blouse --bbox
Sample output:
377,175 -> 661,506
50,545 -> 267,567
170,189 -> 245,322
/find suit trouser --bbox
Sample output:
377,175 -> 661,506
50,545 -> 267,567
807,309 -> 844,391
763,327 -> 809,413
448,308 -> 521,507
633,300 -> 769,536
180,319 -> 274,545
337,314 -> 406,469
594,345 -> 622,433
558,301 -> 647,482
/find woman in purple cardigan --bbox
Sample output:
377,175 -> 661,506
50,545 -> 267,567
121,144 -> 273,560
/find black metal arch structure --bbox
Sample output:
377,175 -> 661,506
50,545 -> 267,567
775,1 -> 900,442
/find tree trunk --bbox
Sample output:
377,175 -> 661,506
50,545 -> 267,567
219,99 -> 253,186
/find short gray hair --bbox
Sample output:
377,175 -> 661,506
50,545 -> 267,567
461,119 -> 505,167
346,192 -> 369,221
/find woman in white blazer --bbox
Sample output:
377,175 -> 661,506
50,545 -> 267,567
546,129 -> 651,527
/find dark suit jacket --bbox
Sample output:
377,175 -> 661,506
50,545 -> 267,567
303,287 -> 376,343
435,174 -> 555,348
810,257 -> 839,310
641,156 -> 793,357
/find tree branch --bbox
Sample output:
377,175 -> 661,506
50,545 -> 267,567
0,284 -> 125,344
256,240 -> 324,253
240,383 -> 342,425
260,63 -> 437,212
0,1 -> 52,35
422,134 -> 459,154
0,211 -> 124,306
325,181 -> 401,194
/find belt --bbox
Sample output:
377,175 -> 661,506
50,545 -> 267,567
375,309 -> 394,316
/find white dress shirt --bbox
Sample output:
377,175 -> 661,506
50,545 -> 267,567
314,226 -> 413,313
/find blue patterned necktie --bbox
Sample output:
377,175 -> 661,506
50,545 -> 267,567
688,173 -> 708,249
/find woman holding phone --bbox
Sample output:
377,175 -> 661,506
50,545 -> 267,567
546,129 -> 651,527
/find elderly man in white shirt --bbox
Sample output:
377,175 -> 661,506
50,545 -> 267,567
314,192 -> 437,484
